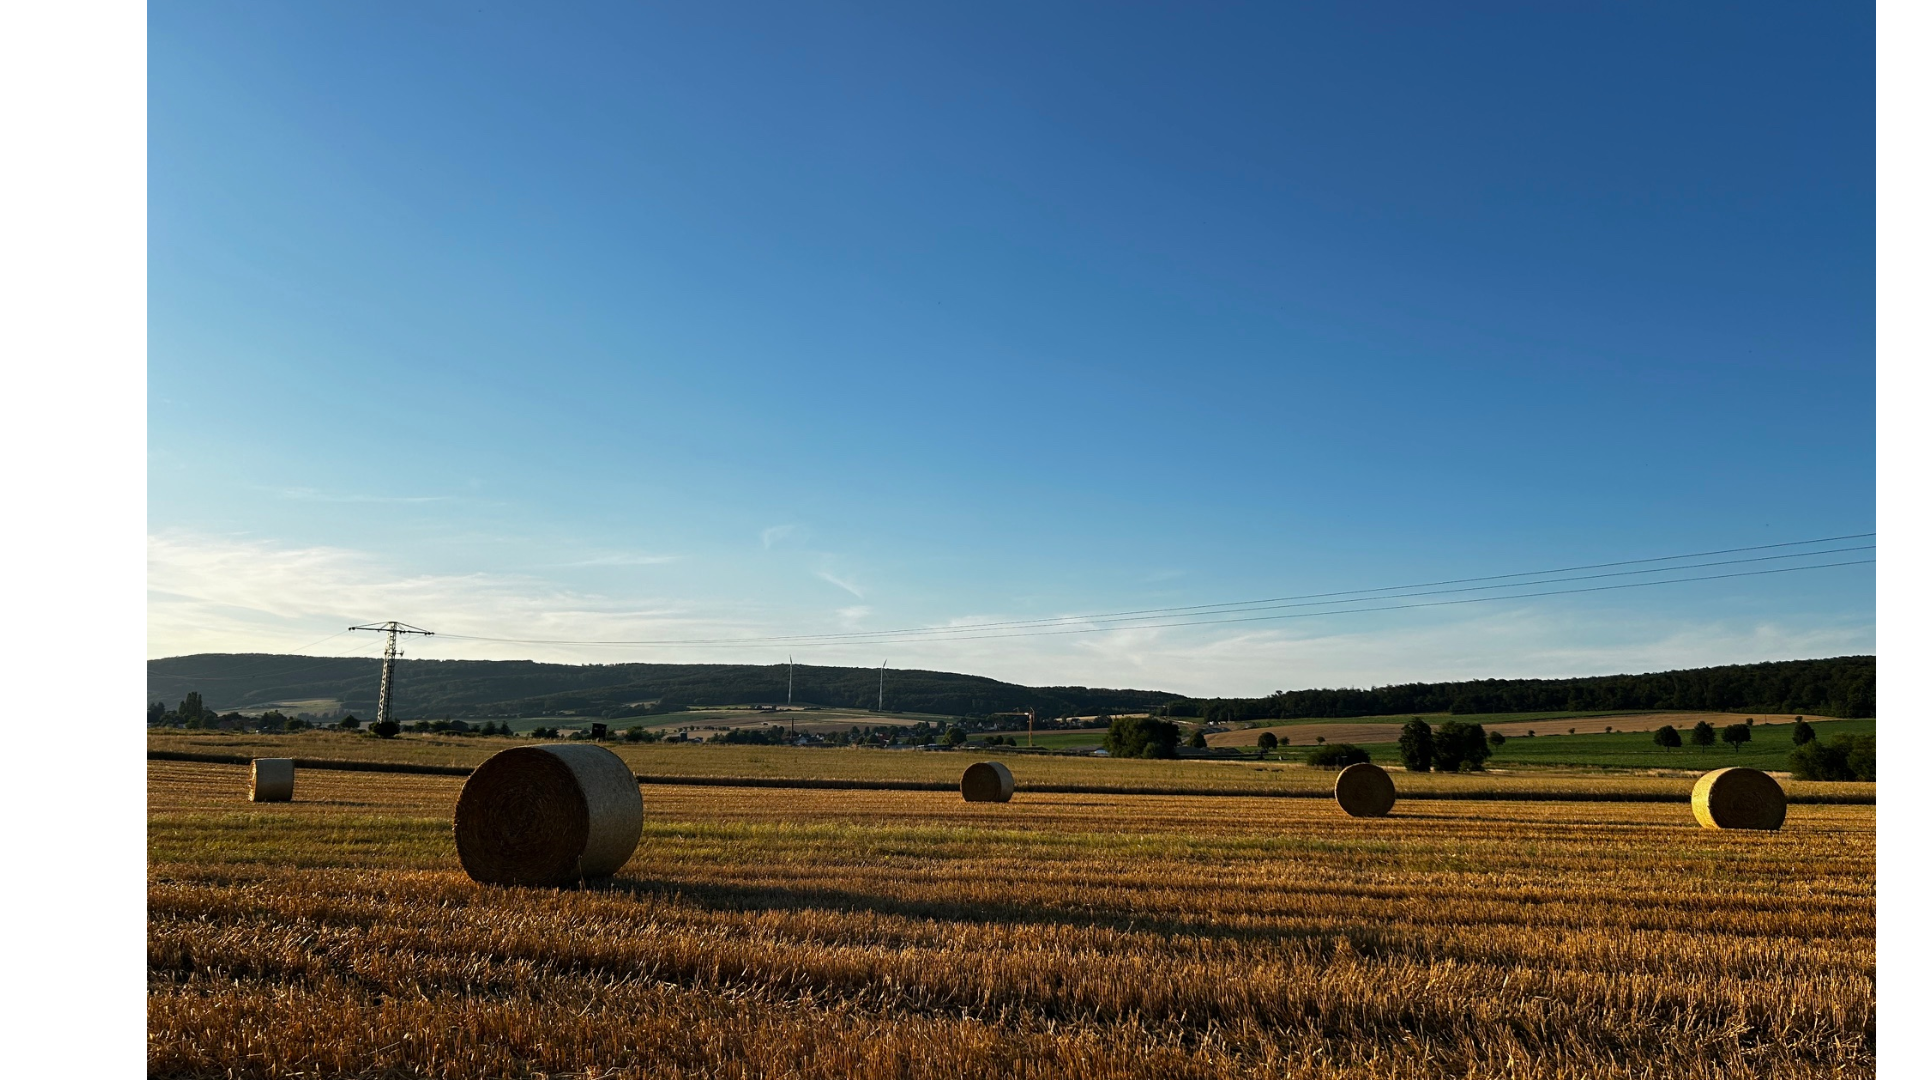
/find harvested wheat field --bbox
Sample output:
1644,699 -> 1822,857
148,760 -> 1874,1079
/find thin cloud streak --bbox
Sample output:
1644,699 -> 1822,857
148,533 -> 1872,695
813,569 -> 864,599
277,487 -> 455,504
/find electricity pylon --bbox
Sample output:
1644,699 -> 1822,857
348,621 -> 433,729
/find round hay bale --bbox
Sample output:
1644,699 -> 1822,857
1691,766 -> 1786,831
249,758 -> 294,802
454,743 -> 645,886
960,760 -> 1015,803
1333,762 -> 1395,817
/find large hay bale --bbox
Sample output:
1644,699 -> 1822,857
249,758 -> 294,802
1691,766 -> 1786,831
454,744 -> 645,886
960,760 -> 1015,803
1333,762 -> 1395,817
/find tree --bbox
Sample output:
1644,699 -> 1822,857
1397,719 -> 1434,773
179,691 -> 206,726
1256,731 -> 1279,751
944,727 -> 969,747
1843,726 -> 1873,776
369,719 -> 400,739
1279,736 -> 1290,747
1103,715 -> 1180,759
147,701 -> 168,726
1653,725 -> 1681,752
1487,731 -> 1507,748
1790,733 -> 1873,781
1791,718 -> 1816,746
1689,721 -> 1716,747
337,715 -> 361,730
1721,723 -> 1751,751
1432,721 -> 1491,773
1186,728 -> 1208,749
1305,743 -> 1370,768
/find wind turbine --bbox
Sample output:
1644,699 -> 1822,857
878,659 -> 888,713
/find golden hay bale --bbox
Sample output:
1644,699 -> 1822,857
454,744 -> 645,886
249,758 -> 294,802
1333,762 -> 1395,817
1691,766 -> 1787,831
960,760 -> 1015,802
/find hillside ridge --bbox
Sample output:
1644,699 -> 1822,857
148,653 -> 1874,721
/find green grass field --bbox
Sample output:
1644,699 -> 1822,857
1022,729 -> 1109,748
1246,709 -> 1704,730
1356,718 -> 1876,772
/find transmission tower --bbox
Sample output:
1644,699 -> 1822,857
348,621 -> 434,729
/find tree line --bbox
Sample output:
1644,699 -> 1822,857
1195,656 -> 1874,723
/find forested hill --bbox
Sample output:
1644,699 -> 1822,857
1196,655 -> 1875,722
149,653 -> 1873,723
145,655 -> 1181,720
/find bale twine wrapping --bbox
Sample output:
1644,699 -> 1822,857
1333,762 -> 1395,817
960,760 -> 1015,803
249,758 -> 294,802
454,744 -> 645,886
1691,766 -> 1787,831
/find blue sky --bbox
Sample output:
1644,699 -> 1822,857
147,2 -> 1874,695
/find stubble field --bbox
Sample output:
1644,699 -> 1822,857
148,759 -> 1873,1078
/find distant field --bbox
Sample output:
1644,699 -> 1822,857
148,760 -> 1873,1078
1209,710 -> 1847,749
145,731 -> 1874,802
1022,728 -> 1109,749
1457,717 -> 1876,772
541,707 -> 950,735
232,698 -> 342,717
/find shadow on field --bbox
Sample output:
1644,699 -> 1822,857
599,875 -> 1390,951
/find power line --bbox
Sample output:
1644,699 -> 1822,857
860,558 -> 1875,643
436,536 -> 1873,649
469,557 -> 1865,649
491,543 -> 1874,647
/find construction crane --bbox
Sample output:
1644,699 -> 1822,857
348,621 -> 433,730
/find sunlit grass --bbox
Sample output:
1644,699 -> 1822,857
149,761 -> 1872,1078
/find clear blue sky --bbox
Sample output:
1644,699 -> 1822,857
147,2 -> 1874,695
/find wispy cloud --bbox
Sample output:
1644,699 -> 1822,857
146,532 -> 1873,697
277,487 -> 453,504
761,524 -> 800,549
148,532 -> 736,661
814,569 -> 864,599
558,551 -> 683,567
